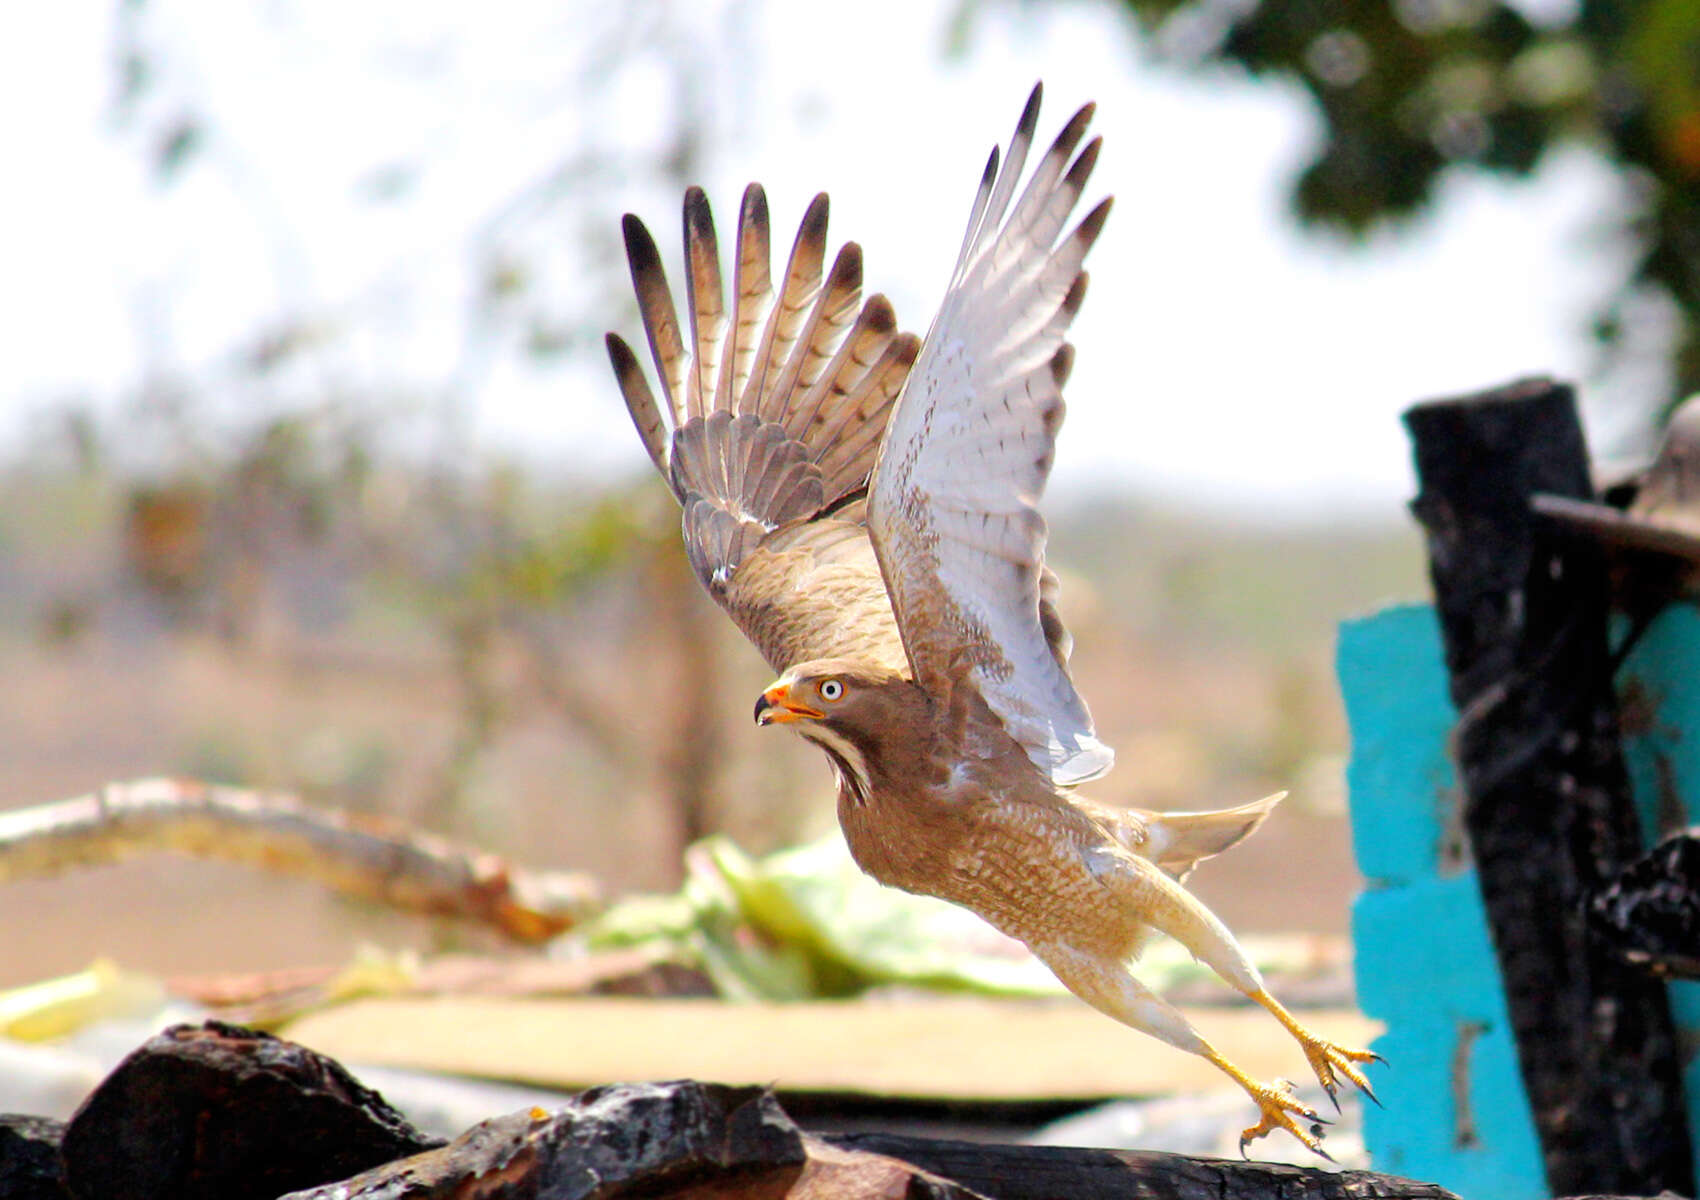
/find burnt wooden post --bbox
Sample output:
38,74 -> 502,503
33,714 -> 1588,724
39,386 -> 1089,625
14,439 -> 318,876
1404,377 -> 1694,1196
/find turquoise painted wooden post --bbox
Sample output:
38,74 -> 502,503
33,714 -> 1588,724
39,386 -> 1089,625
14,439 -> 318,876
1342,601 -> 1700,1193
1339,604 -> 1545,1199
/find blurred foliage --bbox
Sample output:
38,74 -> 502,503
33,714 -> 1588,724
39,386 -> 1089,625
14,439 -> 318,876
584,833 -> 1088,1000
579,832 -> 1335,1000
1081,0 -> 1700,411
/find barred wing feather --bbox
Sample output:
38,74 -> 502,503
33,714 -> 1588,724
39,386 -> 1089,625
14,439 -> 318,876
607,185 -> 917,674
868,85 -> 1114,786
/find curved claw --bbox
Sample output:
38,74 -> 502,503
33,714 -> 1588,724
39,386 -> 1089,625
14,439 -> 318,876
1215,1060 -> 1331,1158
1237,1102 -> 1329,1159
1207,1046 -> 1352,1160
1297,1032 -> 1384,1107
1252,988 -> 1385,1110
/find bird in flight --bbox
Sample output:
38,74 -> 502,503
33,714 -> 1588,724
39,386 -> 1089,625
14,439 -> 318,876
606,83 -> 1379,1156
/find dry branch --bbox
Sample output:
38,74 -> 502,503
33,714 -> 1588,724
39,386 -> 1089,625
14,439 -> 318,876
0,778 -> 599,943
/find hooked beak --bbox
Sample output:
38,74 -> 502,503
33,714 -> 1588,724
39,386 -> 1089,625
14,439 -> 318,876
754,683 -> 823,726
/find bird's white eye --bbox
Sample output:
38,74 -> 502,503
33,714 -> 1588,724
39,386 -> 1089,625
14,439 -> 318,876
819,679 -> 844,702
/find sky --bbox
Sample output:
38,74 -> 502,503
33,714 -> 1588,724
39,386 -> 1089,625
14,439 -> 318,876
0,0 -> 1645,523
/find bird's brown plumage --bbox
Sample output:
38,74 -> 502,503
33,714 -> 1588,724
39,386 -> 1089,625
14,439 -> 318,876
608,83 -> 1379,1157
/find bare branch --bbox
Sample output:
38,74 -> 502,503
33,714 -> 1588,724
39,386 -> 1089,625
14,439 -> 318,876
0,778 -> 600,944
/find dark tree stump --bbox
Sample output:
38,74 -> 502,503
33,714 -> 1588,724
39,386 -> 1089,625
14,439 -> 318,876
60,1020 -> 442,1200
1404,377 -> 1694,1196
0,1115 -> 69,1200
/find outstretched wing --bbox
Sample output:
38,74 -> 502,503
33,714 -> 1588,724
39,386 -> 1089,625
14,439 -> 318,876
868,84 -> 1114,786
607,185 -> 919,673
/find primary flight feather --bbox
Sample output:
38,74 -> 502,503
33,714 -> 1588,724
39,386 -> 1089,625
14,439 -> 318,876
605,83 -> 1379,1156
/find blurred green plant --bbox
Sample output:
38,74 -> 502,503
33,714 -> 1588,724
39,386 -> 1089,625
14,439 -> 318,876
582,834 -> 1075,1000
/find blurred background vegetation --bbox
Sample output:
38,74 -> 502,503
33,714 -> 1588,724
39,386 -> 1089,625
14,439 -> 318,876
1107,0 -> 1700,408
9,0 -> 1700,985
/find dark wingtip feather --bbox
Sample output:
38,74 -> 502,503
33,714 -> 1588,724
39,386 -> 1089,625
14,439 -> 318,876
1076,195 -> 1113,250
861,294 -> 897,335
1017,82 -> 1044,140
1061,272 -> 1089,321
622,213 -> 663,275
1051,342 -> 1075,389
737,185 -> 770,273
828,240 -> 863,293
798,192 -> 830,248
607,332 -> 672,481
605,331 -> 643,402
740,182 -> 768,222
1062,101 -> 1095,142
607,332 -> 656,402
1044,104 -> 1097,176
683,186 -> 719,250
1064,136 -> 1104,194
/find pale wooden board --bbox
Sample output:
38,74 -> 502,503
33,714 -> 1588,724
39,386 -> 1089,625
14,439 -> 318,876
284,996 -> 1379,1101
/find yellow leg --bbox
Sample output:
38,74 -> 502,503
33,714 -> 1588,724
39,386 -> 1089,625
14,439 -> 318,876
1036,943 -> 1335,1157
1252,988 -> 1383,1108
1202,1046 -> 1333,1158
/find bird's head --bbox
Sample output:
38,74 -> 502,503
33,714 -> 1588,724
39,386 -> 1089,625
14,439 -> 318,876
753,659 -> 907,730
753,659 -> 915,803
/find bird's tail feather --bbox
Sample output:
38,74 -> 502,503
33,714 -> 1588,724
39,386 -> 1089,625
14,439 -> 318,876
1143,791 -> 1287,881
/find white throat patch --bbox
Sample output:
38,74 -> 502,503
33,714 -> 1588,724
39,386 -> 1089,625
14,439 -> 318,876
796,723 -> 873,806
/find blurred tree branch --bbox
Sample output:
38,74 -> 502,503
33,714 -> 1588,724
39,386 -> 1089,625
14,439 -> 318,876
0,778 -> 601,943
1009,0 -> 1700,414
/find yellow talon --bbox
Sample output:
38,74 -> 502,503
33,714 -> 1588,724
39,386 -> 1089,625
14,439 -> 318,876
1206,1051 -> 1332,1157
1253,988 -> 1384,1108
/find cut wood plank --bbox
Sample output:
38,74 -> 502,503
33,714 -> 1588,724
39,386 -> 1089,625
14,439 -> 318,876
283,996 -> 1378,1102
